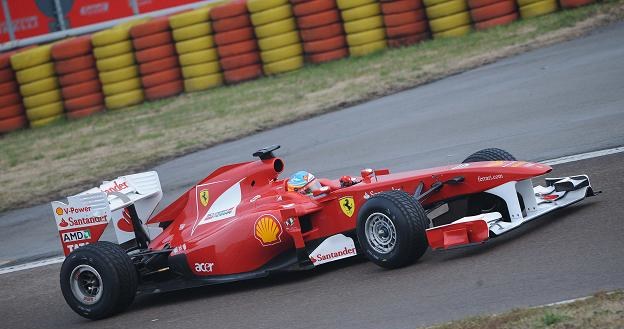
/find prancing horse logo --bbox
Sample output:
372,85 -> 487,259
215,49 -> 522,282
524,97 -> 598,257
199,189 -> 210,207
339,196 -> 355,218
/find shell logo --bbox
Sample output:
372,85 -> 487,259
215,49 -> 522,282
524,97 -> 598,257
254,215 -> 282,246
55,207 -> 63,216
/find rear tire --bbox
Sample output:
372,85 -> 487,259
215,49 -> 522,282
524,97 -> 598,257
60,241 -> 138,320
356,190 -> 429,269
462,147 -> 516,163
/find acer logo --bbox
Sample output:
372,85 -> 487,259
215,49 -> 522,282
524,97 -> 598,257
194,263 -> 214,273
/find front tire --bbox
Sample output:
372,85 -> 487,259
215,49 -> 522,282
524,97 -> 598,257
462,148 -> 516,163
356,190 -> 429,269
60,241 -> 138,320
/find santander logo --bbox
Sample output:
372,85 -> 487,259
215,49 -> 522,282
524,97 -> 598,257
59,218 -> 69,228
117,208 -> 134,233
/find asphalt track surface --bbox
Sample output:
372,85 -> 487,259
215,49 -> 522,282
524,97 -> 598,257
1,22 -> 623,329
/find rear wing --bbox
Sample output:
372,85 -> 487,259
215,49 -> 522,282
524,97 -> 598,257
51,171 -> 163,256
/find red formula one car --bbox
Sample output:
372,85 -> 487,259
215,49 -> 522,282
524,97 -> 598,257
52,146 -> 596,319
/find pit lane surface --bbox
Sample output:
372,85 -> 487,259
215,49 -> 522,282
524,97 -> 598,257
1,22 -> 624,329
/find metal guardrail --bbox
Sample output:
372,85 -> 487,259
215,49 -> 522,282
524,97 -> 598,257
0,0 -> 218,52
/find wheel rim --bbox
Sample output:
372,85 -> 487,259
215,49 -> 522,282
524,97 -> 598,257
70,265 -> 103,305
364,212 -> 397,254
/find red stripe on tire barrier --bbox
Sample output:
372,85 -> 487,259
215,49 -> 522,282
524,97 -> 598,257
139,56 -> 179,75
381,0 -> 423,14
383,9 -> 427,27
0,93 -> 21,108
223,64 -> 263,84
211,1 -> 248,20
386,21 -> 429,38
61,80 -> 102,100
132,31 -> 173,50
130,17 -> 170,38
0,115 -> 28,133
214,27 -> 255,46
64,93 -> 104,112
306,47 -> 348,63
220,52 -> 261,70
0,103 -> 24,120
293,0 -> 337,17
299,22 -> 344,42
144,80 -> 184,101
470,0 -> 516,22
474,11 -> 518,29
141,68 -> 182,89
0,68 -> 15,83
387,31 -> 429,47
135,44 -> 176,63
66,105 -> 105,120
212,15 -> 252,33
55,54 -> 95,75
58,68 -> 98,87
303,35 -> 347,54
468,0 -> 503,8
217,40 -> 258,58
297,10 -> 341,29
51,35 -> 92,60
0,80 -> 18,96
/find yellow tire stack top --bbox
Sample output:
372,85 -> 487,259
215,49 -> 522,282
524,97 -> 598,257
337,0 -> 387,57
10,44 -> 64,127
517,0 -> 558,18
170,5 -> 224,92
424,0 -> 472,38
248,0 -> 304,75
92,21 -> 147,110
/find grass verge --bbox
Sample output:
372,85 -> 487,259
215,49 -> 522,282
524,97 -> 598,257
424,290 -> 624,329
1,0 -> 624,212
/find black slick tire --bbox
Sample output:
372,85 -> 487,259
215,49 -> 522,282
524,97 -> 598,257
462,148 -> 516,163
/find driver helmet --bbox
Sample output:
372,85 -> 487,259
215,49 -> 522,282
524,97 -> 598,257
287,171 -> 322,196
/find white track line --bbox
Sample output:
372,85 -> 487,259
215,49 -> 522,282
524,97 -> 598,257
1,146 -> 623,276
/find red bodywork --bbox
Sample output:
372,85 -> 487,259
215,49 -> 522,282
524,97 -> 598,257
144,157 -> 551,278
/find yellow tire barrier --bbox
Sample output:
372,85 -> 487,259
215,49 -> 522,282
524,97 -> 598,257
248,0 -> 289,13
433,24 -> 471,38
25,101 -> 63,121
349,40 -> 386,57
179,48 -> 219,66
92,28 -> 130,47
346,28 -> 385,46
520,0 -> 558,18
181,61 -> 221,79
96,53 -> 135,72
255,18 -> 296,38
105,90 -> 144,110
251,5 -> 293,26
169,7 -> 211,29
260,43 -> 303,64
93,40 -> 133,60
426,0 -> 468,20
263,56 -> 303,75
337,0 -> 375,10
30,114 -> 63,128
344,15 -> 383,34
102,78 -> 142,96
518,0 -> 546,6
258,31 -> 300,51
424,0 -> 453,7
184,73 -> 223,92
19,77 -> 58,97
10,44 -> 53,70
341,3 -> 380,22
175,35 -> 215,55
16,63 -> 55,84
23,89 -> 62,109
173,22 -> 212,42
429,11 -> 471,33
99,66 -> 139,84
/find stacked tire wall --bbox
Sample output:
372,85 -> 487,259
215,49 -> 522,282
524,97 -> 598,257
292,0 -> 349,64
211,1 -> 263,84
0,51 -> 27,133
338,0 -> 388,57
248,0 -> 304,75
425,0 -> 472,38
92,21 -> 146,110
381,0 -> 430,48
132,17 -> 184,100
517,0 -> 558,18
469,0 -> 518,30
52,36 -> 104,120
171,6 -> 224,93
11,45 -> 64,127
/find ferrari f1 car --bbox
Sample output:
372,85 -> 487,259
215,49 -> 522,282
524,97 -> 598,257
52,146 -> 596,319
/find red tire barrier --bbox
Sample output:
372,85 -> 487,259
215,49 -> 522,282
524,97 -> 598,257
0,68 -> 14,83
132,31 -> 173,50
66,105 -> 105,120
223,64 -> 263,84
212,15 -> 252,33
144,80 -> 184,100
55,54 -> 95,75
471,0 -> 516,22
0,115 -> 28,133
381,0 -> 423,14
383,9 -> 427,27
51,36 -> 92,60
474,12 -> 518,29
293,0 -> 336,17
386,21 -> 429,38
220,52 -> 261,70
299,22 -> 343,42
64,93 -> 104,112
0,93 -> 21,107
214,27 -> 255,46
211,1 -> 248,20
130,17 -> 170,38
297,10 -> 341,29
303,35 -> 346,54
141,68 -> 182,89
61,80 -> 102,100
0,103 -> 24,120
0,80 -> 18,96
468,0 -> 501,8
306,47 -> 348,63
139,56 -> 179,75
217,39 -> 258,58
135,44 -> 176,63
58,68 -> 98,87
